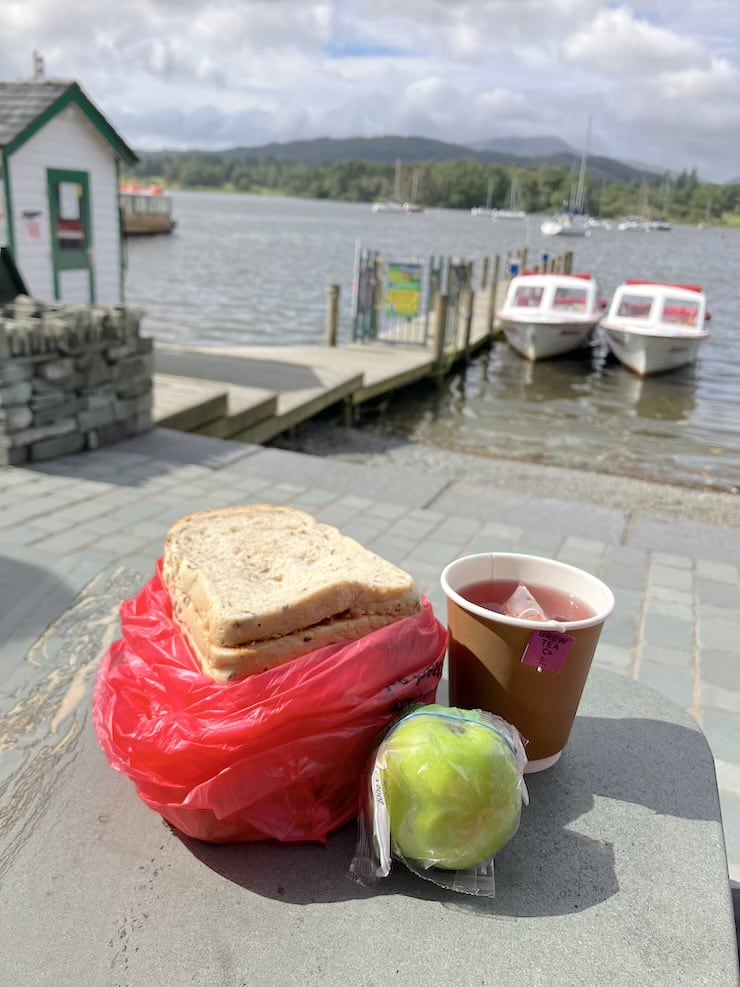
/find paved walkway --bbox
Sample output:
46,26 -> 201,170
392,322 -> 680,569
1,427 -> 739,881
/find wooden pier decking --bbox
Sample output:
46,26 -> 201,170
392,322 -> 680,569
152,249 -> 574,444
153,289 -> 495,443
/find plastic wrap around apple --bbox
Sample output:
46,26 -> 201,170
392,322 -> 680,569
379,705 -> 527,871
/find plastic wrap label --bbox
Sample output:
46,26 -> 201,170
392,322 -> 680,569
370,758 -> 392,877
521,630 -> 574,674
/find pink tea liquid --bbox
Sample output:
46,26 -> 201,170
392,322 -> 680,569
459,579 -> 596,623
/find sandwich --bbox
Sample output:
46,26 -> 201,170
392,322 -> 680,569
162,504 -> 421,682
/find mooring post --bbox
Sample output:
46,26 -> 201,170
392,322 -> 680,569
564,251 -> 574,274
487,253 -> 501,336
462,285 -> 473,361
479,255 -> 489,290
432,292 -> 448,370
325,284 -> 340,346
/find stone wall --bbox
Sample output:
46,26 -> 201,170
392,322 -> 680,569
0,295 -> 152,466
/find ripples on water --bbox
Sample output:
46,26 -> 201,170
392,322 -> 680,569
125,191 -> 740,492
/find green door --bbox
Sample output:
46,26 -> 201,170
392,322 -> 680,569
47,169 -> 95,302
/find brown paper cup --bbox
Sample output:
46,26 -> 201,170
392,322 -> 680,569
441,553 -> 615,773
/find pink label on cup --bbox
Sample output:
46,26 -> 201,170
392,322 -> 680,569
521,630 -> 574,674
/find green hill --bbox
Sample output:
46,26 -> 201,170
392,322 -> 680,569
217,135 -> 656,184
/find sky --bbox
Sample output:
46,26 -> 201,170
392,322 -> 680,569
2,1 -> 739,182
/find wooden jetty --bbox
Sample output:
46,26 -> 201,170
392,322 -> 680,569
153,248 -> 573,444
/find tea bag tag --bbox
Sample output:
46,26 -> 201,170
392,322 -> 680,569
521,629 -> 574,674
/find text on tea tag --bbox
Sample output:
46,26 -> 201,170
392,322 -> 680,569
521,630 -> 574,674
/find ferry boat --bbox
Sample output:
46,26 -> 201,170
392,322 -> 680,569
600,280 -> 710,376
119,184 -> 176,236
496,272 -> 606,361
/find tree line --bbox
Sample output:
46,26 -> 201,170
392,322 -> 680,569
127,153 -> 740,225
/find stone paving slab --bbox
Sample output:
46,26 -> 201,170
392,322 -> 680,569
630,514 -> 740,565
1,426 -> 739,884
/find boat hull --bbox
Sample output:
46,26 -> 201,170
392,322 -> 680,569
541,217 -> 589,237
494,209 -> 526,221
372,201 -> 405,213
500,317 -> 598,361
602,323 -> 709,376
122,214 -> 176,236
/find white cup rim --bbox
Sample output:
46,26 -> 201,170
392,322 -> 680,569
440,552 -> 615,631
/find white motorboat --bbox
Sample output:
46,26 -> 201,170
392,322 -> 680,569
600,280 -> 710,376
496,272 -> 606,361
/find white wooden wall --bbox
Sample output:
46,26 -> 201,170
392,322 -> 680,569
9,104 -> 123,304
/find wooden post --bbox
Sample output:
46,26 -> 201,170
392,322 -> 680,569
479,255 -> 489,290
520,247 -> 528,271
432,292 -> 448,369
325,284 -> 340,346
461,285 -> 474,361
487,253 -> 501,336
564,251 -> 574,274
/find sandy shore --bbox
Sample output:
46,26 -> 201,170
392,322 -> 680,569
272,421 -> 740,529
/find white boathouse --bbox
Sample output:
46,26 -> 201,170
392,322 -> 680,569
0,74 -> 138,305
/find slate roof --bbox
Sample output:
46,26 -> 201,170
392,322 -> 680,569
0,80 -> 71,147
0,79 -> 137,163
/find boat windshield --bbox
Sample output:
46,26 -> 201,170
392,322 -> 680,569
661,297 -> 700,327
616,293 -> 653,320
553,287 -> 588,311
512,285 -> 544,308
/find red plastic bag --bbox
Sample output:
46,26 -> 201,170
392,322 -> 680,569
93,563 -> 447,844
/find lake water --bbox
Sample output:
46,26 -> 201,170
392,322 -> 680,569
124,191 -> 740,493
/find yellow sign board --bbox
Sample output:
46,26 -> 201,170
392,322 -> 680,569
385,263 -> 422,319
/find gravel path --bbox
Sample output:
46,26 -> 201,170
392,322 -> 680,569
272,422 -> 740,529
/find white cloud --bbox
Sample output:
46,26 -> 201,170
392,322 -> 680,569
1,1 -> 738,181
564,6 -> 712,76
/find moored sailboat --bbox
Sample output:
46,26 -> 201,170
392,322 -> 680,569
541,118 -> 591,237
494,174 -> 526,220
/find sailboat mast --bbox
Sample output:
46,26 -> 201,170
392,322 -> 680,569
394,159 -> 402,202
574,115 -> 592,213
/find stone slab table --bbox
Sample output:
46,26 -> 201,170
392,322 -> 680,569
1,566 -> 737,987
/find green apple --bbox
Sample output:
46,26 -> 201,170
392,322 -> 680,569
380,704 -> 523,871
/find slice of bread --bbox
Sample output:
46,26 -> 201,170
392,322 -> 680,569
162,504 -> 421,681
172,589 -> 409,682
